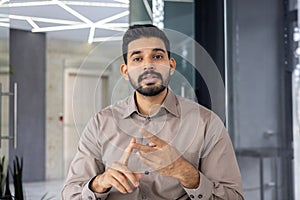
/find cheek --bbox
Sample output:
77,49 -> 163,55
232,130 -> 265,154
128,67 -> 143,75
160,67 -> 172,77
128,69 -> 142,82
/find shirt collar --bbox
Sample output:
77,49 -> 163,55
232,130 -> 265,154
122,93 -> 139,119
122,89 -> 180,119
161,89 -> 180,117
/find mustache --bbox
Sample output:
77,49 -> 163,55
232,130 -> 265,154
137,70 -> 163,83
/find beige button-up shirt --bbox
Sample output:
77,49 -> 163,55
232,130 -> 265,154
62,90 -> 244,200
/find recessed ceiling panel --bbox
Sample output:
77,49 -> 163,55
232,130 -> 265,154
1,0 -> 130,42
10,5 -> 83,22
68,6 -> 128,22
46,28 -> 90,41
94,28 -> 122,37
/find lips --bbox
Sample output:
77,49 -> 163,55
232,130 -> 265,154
138,70 -> 162,84
141,74 -> 158,81
140,73 -> 160,85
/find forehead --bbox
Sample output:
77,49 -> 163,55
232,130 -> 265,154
127,37 -> 167,53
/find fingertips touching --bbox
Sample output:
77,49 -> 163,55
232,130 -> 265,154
134,172 -> 143,180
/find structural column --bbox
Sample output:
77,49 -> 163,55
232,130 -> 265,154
129,0 -> 152,25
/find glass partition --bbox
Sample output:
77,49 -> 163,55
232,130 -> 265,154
225,0 -> 295,199
293,0 -> 300,199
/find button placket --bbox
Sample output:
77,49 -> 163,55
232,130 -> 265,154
140,188 -> 148,200
143,116 -> 151,127
142,192 -> 147,200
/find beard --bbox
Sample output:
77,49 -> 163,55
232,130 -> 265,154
128,70 -> 170,97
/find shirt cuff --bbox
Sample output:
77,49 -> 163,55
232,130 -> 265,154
81,177 -> 111,200
183,172 -> 213,200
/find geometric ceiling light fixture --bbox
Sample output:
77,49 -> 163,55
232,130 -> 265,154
142,0 -> 193,30
6,1 -> 129,7
0,0 -> 9,27
152,0 -> 164,29
0,16 -> 9,27
0,0 -> 130,43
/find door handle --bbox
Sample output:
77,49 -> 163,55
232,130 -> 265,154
13,82 -> 17,149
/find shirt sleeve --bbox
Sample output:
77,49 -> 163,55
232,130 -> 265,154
81,178 -> 111,200
183,113 -> 244,200
62,115 -> 110,200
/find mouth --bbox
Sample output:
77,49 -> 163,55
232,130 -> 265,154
138,71 -> 162,85
141,74 -> 159,84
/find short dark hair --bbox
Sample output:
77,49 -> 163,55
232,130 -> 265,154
122,24 -> 170,64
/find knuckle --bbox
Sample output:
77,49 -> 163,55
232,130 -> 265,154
107,168 -> 114,173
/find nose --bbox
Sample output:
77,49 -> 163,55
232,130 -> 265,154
143,63 -> 155,71
142,55 -> 157,70
144,64 -> 154,71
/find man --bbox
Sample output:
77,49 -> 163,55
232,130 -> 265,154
62,24 -> 244,200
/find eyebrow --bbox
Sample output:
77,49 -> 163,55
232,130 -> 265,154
130,50 -> 141,58
153,48 -> 166,54
129,48 -> 166,58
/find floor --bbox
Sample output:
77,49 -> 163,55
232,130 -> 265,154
19,180 -> 64,200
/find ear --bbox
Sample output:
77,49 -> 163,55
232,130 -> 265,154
120,64 -> 129,80
169,57 -> 176,75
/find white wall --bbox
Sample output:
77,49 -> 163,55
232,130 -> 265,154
46,38 -> 124,180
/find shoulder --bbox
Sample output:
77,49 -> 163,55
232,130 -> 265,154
175,95 -> 216,124
95,96 -> 132,119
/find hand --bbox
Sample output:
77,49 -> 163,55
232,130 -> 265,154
133,129 -> 200,189
91,138 -> 142,194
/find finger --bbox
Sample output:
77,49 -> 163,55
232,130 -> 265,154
137,151 -> 173,171
109,177 -> 129,194
147,142 -> 157,147
122,170 -> 140,187
107,177 -> 127,194
119,138 -> 136,165
112,164 -> 141,187
101,169 -> 128,194
139,129 -> 165,146
134,172 -> 143,180
136,151 -> 158,170
108,165 -> 140,190
110,170 -> 134,193
132,143 -> 155,153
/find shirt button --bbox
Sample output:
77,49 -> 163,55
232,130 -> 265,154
88,196 -> 93,200
190,194 -> 195,198
142,193 -> 147,199
198,194 -> 203,199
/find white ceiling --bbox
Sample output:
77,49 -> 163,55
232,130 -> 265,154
0,0 -> 194,42
0,0 -> 129,43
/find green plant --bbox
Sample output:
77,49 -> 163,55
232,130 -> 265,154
0,156 -> 12,200
0,157 -> 5,195
40,192 -> 55,200
12,156 -> 23,200
4,168 -> 12,199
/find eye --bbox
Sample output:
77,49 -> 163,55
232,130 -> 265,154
153,55 -> 163,59
132,57 -> 142,62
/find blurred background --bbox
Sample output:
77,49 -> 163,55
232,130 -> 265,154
0,0 -> 299,199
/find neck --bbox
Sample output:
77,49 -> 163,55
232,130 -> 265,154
135,88 -> 168,116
